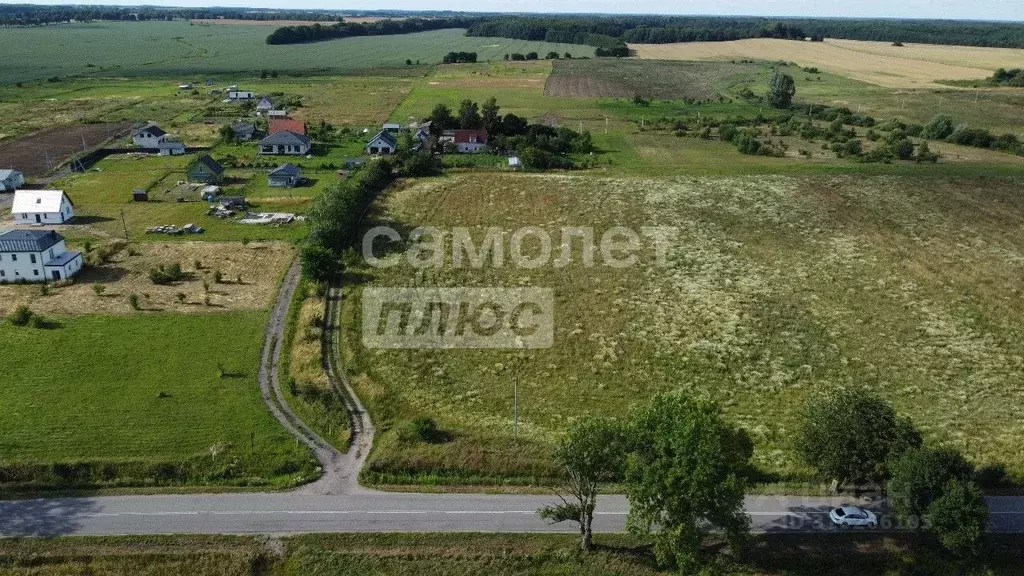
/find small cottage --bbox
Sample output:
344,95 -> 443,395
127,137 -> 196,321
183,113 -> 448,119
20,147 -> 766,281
268,164 -> 302,188
228,89 -> 256,100
0,169 -> 25,192
256,96 -> 275,111
187,154 -> 225,184
12,190 -> 75,224
231,122 -> 257,142
259,131 -> 312,156
132,189 -> 148,202
452,129 -> 489,153
132,123 -> 167,148
365,130 -> 398,155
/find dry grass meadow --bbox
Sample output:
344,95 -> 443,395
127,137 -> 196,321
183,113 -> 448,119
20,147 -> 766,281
0,241 -> 294,317
629,38 -> 1024,88
346,173 -> 1024,485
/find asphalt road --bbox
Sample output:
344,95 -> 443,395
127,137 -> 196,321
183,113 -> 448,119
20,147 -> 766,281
3,492 -> 1023,537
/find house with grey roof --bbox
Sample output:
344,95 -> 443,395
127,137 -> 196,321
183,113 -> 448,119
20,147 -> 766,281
187,154 -> 225,184
0,229 -> 83,283
0,169 -> 25,192
231,122 -> 257,142
157,140 -> 186,156
259,131 -> 312,156
365,130 -> 397,155
268,164 -> 302,188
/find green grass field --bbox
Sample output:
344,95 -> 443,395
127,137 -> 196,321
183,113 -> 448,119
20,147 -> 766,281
0,22 -> 591,84
345,172 -> 1024,487
0,312 -> 317,491
1,533 -> 1022,575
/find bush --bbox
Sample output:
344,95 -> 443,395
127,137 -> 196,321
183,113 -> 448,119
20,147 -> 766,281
8,305 -> 33,326
149,262 -> 183,285
397,417 -> 447,444
128,293 -> 140,310
921,114 -> 955,140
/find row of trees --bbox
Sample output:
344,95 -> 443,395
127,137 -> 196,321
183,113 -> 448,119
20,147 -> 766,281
0,5 -> 344,26
543,387 -> 994,572
920,113 -> 1024,156
265,16 -> 478,45
465,14 -> 1024,49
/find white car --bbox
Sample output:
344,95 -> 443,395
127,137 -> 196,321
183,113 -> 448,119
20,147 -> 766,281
829,506 -> 877,528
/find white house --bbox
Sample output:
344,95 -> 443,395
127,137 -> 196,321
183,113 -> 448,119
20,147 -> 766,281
12,190 -> 75,225
0,229 -> 83,283
257,96 -> 275,111
365,130 -> 398,155
0,169 -> 25,191
132,123 -> 167,148
157,141 -> 186,156
229,89 -> 257,100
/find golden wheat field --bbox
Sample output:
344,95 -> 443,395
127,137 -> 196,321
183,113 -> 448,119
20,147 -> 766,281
630,38 -> 1024,88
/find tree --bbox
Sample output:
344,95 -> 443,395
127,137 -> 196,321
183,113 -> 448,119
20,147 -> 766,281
888,138 -> 915,160
218,124 -> 236,144
766,69 -> 796,109
796,388 -> 920,489
926,478 -> 988,557
889,446 -> 974,528
499,113 -> 528,136
538,416 -> 626,551
921,114 -> 955,140
481,96 -> 501,134
624,392 -> 753,572
301,244 -> 338,283
428,103 -> 455,131
457,99 -> 481,129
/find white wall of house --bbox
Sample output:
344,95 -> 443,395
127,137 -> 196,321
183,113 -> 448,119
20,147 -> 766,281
133,131 -> 166,148
0,240 -> 81,282
260,143 -> 310,155
13,200 -> 73,224
457,142 -> 487,153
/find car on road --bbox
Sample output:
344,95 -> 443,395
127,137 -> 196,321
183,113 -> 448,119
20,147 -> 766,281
829,506 -> 877,528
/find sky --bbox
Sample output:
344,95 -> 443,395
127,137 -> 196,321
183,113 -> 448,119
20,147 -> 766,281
6,0 -> 1024,21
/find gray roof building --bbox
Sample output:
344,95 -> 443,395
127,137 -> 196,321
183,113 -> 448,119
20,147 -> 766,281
0,229 -> 64,253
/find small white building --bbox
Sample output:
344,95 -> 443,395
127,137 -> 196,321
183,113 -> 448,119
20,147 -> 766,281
12,190 -> 75,225
0,169 -> 25,191
0,229 -> 83,283
229,89 -> 257,101
256,96 -> 275,111
157,141 -> 186,156
383,122 -> 402,133
132,123 -> 167,149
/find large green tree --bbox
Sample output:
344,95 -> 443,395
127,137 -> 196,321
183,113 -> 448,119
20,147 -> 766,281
889,446 -> 974,528
796,388 -> 920,489
766,69 -> 796,109
926,478 -> 988,557
624,391 -> 752,573
538,415 -> 626,551
457,99 -> 482,129
481,96 -> 501,134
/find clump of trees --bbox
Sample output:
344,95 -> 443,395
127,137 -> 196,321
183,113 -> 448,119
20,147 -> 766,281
441,51 -> 477,64
540,391 -> 752,571
426,97 -> 594,169
266,16 -> 480,45
989,67 -> 1024,86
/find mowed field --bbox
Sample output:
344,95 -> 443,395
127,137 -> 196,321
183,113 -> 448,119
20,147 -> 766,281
630,38 -> 1024,88
345,172 -> 1024,486
0,311 -> 317,490
0,22 -> 591,84
544,58 -> 762,99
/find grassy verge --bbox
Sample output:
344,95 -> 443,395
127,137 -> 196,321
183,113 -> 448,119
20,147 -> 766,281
0,311 -> 317,493
2,533 -> 1023,575
279,276 -> 351,451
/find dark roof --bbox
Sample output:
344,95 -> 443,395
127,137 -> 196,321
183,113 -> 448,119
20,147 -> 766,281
260,131 -> 311,147
135,123 -> 166,137
269,163 -> 302,177
44,250 -> 81,267
191,154 -> 224,175
0,229 -> 64,253
231,122 -> 256,133
367,130 -> 398,148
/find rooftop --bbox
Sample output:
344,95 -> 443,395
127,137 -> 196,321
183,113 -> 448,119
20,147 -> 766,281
0,229 -> 64,253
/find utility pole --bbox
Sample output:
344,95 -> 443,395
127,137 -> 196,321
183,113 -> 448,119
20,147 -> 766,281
513,372 -> 518,441
605,115 -> 608,134
119,210 -> 130,242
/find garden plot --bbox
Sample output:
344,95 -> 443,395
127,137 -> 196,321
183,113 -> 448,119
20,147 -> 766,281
0,240 -> 294,316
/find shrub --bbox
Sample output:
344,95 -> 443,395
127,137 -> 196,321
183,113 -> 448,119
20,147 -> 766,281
92,284 -> 106,296
128,293 -> 140,310
397,417 -> 446,444
921,114 -> 955,140
8,305 -> 33,326
213,269 -> 223,283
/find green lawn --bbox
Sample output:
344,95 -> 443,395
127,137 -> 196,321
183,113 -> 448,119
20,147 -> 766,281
0,311 -> 317,491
